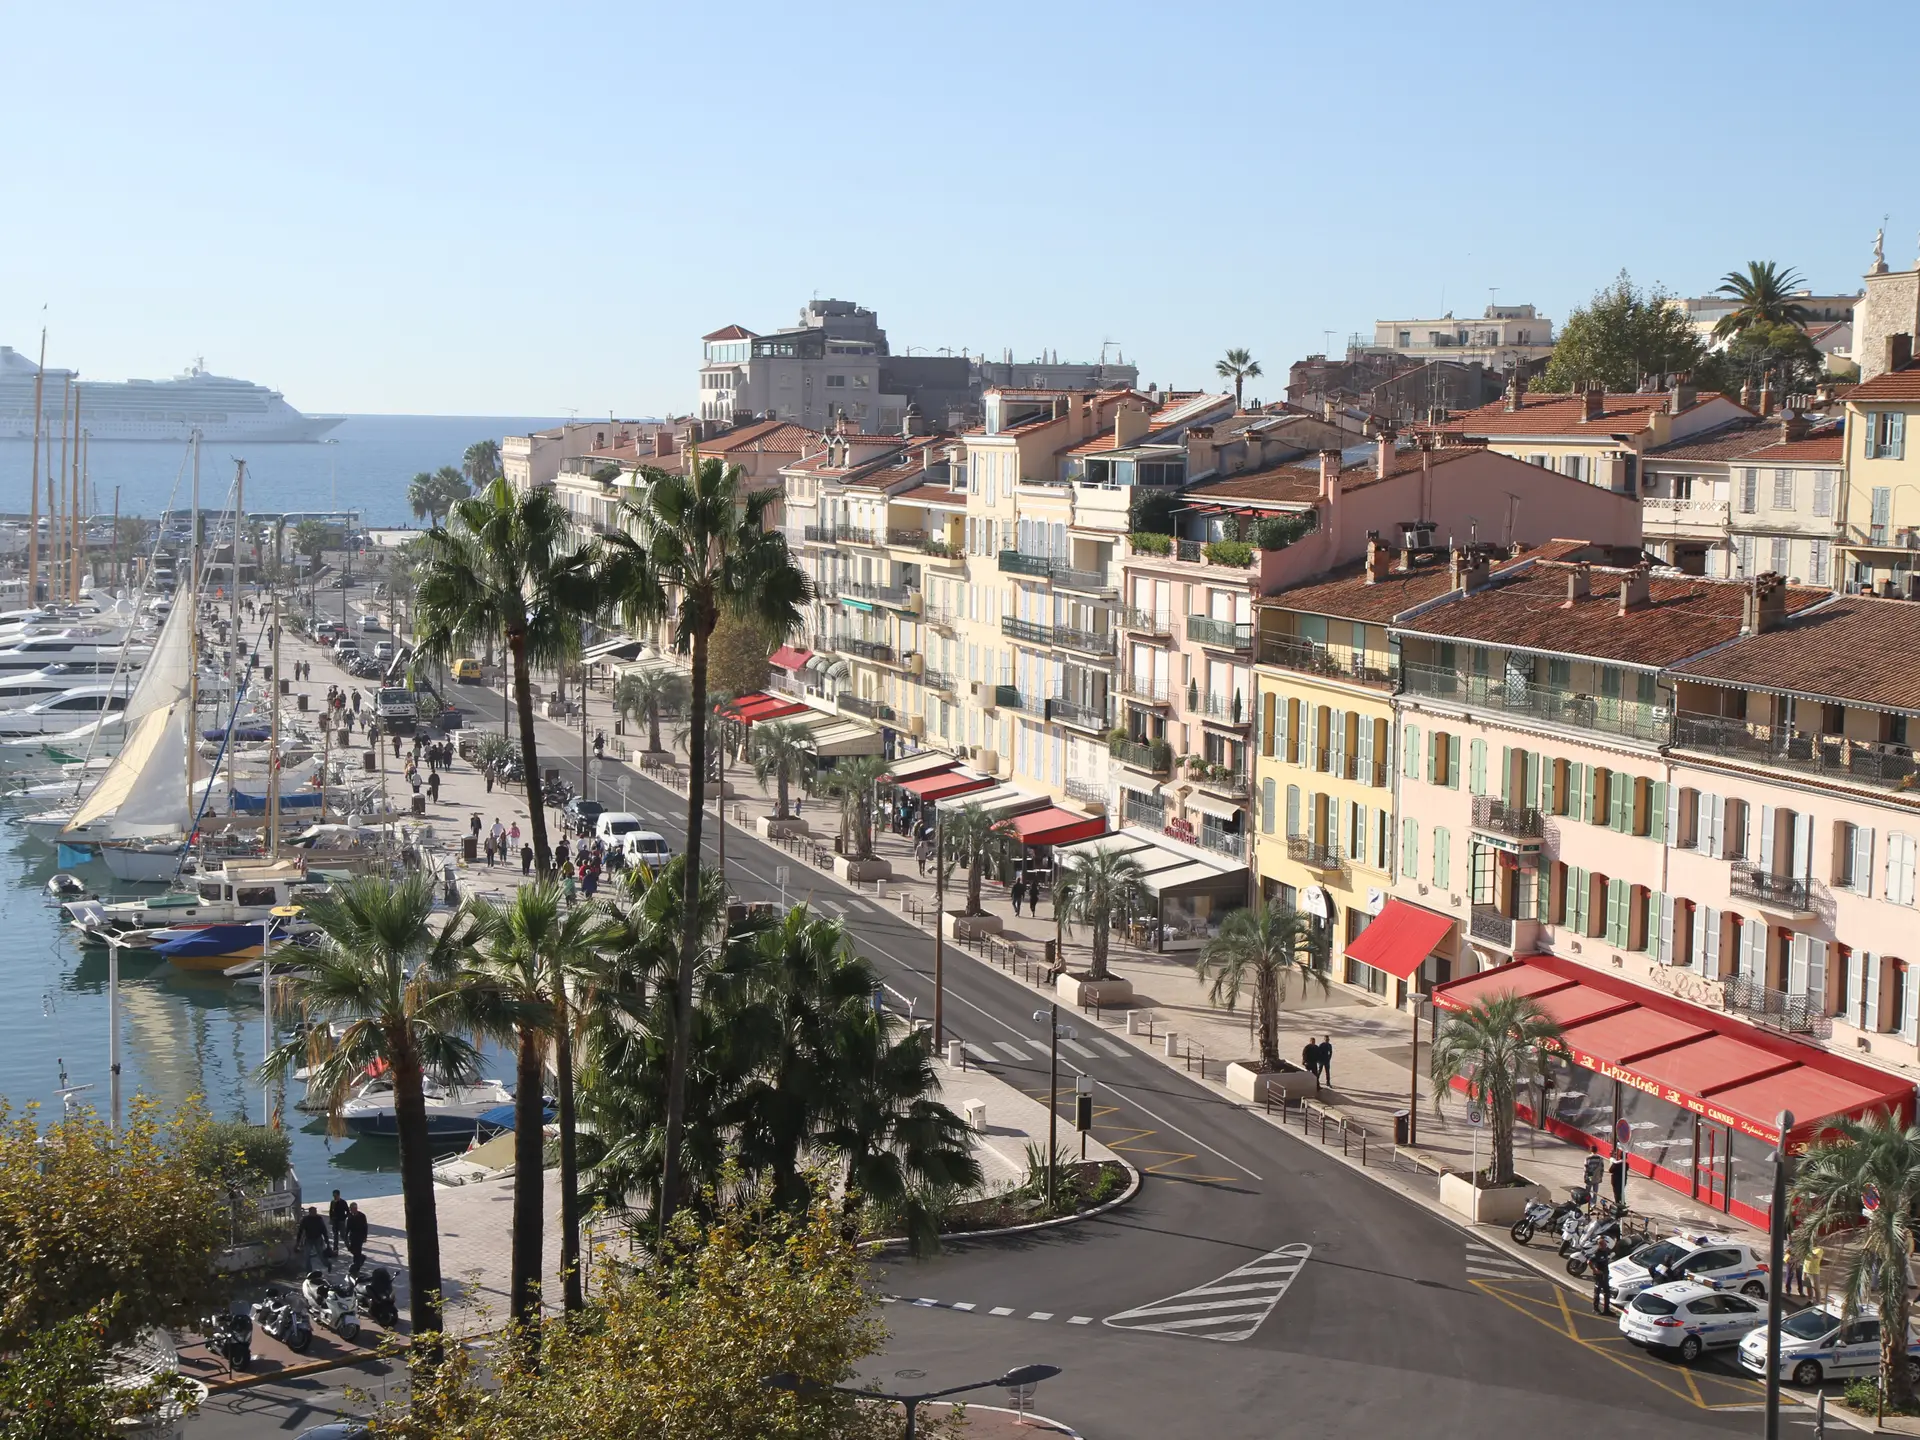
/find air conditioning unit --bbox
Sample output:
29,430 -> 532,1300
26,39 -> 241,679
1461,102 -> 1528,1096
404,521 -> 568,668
908,715 -> 926,737
908,653 -> 925,676
978,749 -> 1001,771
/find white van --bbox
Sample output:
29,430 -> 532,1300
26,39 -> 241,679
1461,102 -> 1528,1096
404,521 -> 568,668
620,831 -> 673,871
595,812 -> 645,846
1740,1301 -> 1920,1387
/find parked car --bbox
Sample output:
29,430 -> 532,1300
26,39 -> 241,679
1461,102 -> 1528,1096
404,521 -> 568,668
1607,1234 -> 1771,1301
1741,1301 -> 1920,1387
595,811 -> 645,846
359,612 -> 381,632
620,831 -> 673,871
564,797 -> 605,837
1618,1281 -> 1766,1363
375,640 -> 396,661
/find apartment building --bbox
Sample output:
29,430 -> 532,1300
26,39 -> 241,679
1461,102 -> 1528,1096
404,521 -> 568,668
1364,303 -> 1556,370
503,419 -> 669,493
1839,347 -> 1920,594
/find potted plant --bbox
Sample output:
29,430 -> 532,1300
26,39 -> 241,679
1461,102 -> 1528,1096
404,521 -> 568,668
1431,993 -> 1565,1223
1196,904 -> 1331,1103
1054,846 -> 1148,1004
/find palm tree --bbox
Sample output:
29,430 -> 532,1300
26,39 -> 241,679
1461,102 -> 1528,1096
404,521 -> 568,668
1428,992 -> 1565,1187
593,455 -> 808,1223
1713,261 -> 1813,338
1215,348 -> 1263,410
408,472 -> 446,528
1194,902 -> 1330,1069
1788,1110 -> 1920,1405
1055,845 -> 1148,981
260,876 -> 484,1344
464,439 -> 503,488
291,519 -> 332,593
464,884 -> 610,1319
749,720 -> 815,820
939,802 -> 1015,918
613,668 -> 688,753
822,754 -> 890,860
414,478 -> 596,880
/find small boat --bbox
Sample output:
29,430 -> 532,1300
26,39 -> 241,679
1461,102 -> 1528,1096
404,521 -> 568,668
46,872 -> 88,898
153,917 -> 314,972
340,1074 -> 514,1140
201,724 -> 270,743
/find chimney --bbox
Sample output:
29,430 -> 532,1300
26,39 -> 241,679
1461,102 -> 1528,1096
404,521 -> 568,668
902,402 -> 927,437
1743,574 -> 1789,635
1563,563 -> 1592,607
1617,563 -> 1652,614
1186,424 -> 1218,478
1739,379 -> 1753,410
651,429 -> 673,458
1668,373 -> 1697,413
1450,547 -> 1490,592
1365,532 -> 1391,584
1114,402 -> 1152,449
1322,398 -> 1338,422
1888,333 -> 1915,373
1757,381 -> 1776,419
1504,372 -> 1527,412
1579,385 -> 1606,422
1375,432 -> 1393,480
1781,410 -> 1810,443
1318,449 -> 1341,500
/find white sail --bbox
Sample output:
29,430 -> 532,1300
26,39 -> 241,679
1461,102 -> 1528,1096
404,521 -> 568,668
61,591 -> 196,836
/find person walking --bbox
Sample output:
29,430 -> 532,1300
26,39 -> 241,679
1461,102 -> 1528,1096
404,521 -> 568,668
521,842 -> 534,877
562,861 -> 576,902
427,769 -> 440,804
484,761 -> 495,793
297,1206 -> 329,1274
1010,878 -> 1025,916
1609,1148 -> 1628,1211
1319,1035 -> 1335,1086
327,1189 -> 349,1260
345,1202 -> 369,1266
1582,1143 -> 1605,1201
555,838 -> 570,870
1302,1036 -> 1321,1083
582,862 -> 599,899
484,834 -> 496,867
1590,1233 -> 1616,1315
392,732 -> 403,758
469,812 -> 482,842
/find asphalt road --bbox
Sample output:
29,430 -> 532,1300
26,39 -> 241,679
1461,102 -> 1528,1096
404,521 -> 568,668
185,656 -> 1787,1439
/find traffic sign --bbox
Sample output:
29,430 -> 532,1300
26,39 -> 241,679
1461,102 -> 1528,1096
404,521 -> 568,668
1615,1118 -> 1632,1146
1466,1103 -> 1485,1128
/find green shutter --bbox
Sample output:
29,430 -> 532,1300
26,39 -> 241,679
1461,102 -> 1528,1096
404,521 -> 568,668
1500,745 -> 1513,802
1434,827 -> 1450,888
1570,867 -> 1588,934
1524,751 -> 1541,808
1649,781 -> 1666,843
1573,764 -> 1590,822
1425,730 -> 1437,784
1274,698 -> 1290,761
1447,734 -> 1462,790
1606,878 -> 1625,946
1540,760 -> 1558,814
1402,817 -> 1418,878
1469,739 -> 1487,795
1261,777 -> 1277,835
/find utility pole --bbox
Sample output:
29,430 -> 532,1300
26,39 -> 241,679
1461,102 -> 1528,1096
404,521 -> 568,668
1763,1109 -> 1796,1440
1030,1004 -> 1074,1211
932,807 -> 946,1048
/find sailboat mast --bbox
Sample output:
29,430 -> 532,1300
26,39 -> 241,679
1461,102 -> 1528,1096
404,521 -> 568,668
26,332 -> 43,605
186,433 -> 201,826
269,589 -> 281,860
109,486 -> 119,590
226,461 -> 244,827
70,394 -> 83,603
78,429 -> 89,597
54,377 -> 69,605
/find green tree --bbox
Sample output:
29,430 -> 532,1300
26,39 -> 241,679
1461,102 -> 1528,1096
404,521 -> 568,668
1194,902 -> 1330,1069
415,478 -> 596,880
1788,1110 -> 1920,1406
708,611 -> 777,696
1215,348 -> 1263,410
0,1310 -> 199,1440
262,874 -> 487,1344
750,721 -> 816,821
291,519 -> 334,585
1535,271 -> 1705,394
408,472 -> 446,528
1713,260 -> 1813,339
594,455 -> 808,1225
0,1098 -> 228,1348
1701,320 -> 1828,400
821,755 -> 889,860
1428,992 -> 1565,1186
1055,845 -> 1148,981
614,668 -> 689,754
939,802 -> 1015,919
463,438 -> 503,488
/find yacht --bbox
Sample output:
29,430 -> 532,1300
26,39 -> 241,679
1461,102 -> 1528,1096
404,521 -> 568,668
340,1075 -> 515,1141
0,630 -> 146,675
0,684 -> 133,737
0,662 -> 144,707
62,857 -> 330,945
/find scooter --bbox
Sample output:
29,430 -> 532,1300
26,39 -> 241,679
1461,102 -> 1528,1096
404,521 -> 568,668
347,1257 -> 400,1330
302,1270 -> 362,1343
207,1308 -> 252,1372
252,1289 -> 313,1354
1511,1186 -> 1590,1246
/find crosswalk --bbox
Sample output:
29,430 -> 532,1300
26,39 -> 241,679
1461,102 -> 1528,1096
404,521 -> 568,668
976,1035 -> 1132,1065
1103,1242 -> 1312,1342
1464,1238 -> 1536,1283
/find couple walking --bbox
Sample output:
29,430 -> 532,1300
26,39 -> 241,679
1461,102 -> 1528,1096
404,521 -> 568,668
1301,1034 -> 1335,1086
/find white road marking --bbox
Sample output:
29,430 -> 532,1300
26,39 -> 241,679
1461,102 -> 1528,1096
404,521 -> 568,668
1068,1316 -> 1092,1325
964,1044 -> 995,1066
913,1297 -> 937,1306
951,1302 -> 975,1311
1105,1243 -> 1312,1343
1061,1037 -> 1096,1058
994,1042 -> 1028,1061
989,1307 -> 1014,1317
1028,1040 -> 1056,1059
1028,1312 -> 1053,1321
1094,1038 -> 1128,1057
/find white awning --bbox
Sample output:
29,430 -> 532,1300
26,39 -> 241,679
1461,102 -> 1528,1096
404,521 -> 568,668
1183,791 -> 1246,822
885,751 -> 959,783
583,637 -> 645,663
810,720 -> 883,757
934,784 -> 1048,819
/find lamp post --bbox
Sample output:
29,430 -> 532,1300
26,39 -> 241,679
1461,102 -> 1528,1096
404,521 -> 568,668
1032,1004 -> 1075,1211
764,1363 -> 1061,1440
932,806 -> 945,1048
1763,1107 -> 1795,1440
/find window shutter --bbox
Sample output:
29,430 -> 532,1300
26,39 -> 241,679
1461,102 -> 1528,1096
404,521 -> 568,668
1274,697 -> 1291,762
1606,878 -> 1625,946
1403,724 -> 1417,780
1435,827 -> 1450,889
1425,728 -> 1437,784
1657,893 -> 1675,964
1285,784 -> 1301,838
1738,920 -> 1763,983
1849,947 -> 1866,1022
1448,734 -> 1462,790
1523,751 -> 1540,808
1288,699 -> 1304,765
1329,712 -> 1347,778
1540,760 -> 1558,814
1759,805 -> 1776,873
1356,715 -> 1374,776
1574,764 -> 1590,822
1728,799 -> 1748,860
1806,939 -> 1828,1013
1865,952 -> 1882,1032
1691,905 -> 1708,969
1650,782 -> 1668,844
1351,805 -> 1368,865
1704,907 -> 1722,973
1791,811 -> 1813,881
1613,774 -> 1632,832
1402,817 -> 1417,878
1261,693 -> 1276,757
1261,777 -> 1276,835
1570,867 -> 1588,935
1537,863 -> 1551,920
1789,932 -> 1810,994
1905,966 -> 1920,1045
1500,745 -> 1513,802
1853,825 -> 1875,895
1469,739 -> 1486,795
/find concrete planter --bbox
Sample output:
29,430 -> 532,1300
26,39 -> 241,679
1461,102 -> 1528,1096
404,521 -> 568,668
1225,1060 -> 1317,1102
1439,1171 -> 1546,1225
833,855 -> 892,883
755,815 -> 810,840
942,911 -> 1003,940
1057,973 -> 1134,1008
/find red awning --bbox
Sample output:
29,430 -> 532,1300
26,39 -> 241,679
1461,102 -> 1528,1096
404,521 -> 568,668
1004,806 -> 1106,848
900,771 -> 994,802
1343,900 -> 1452,981
725,692 -> 807,724
1434,955 -> 1913,1143
769,646 -> 812,672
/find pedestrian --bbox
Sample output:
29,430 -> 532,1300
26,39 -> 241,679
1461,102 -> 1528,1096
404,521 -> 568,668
297,1206 -> 329,1273
351,690 -> 361,713
521,842 -> 534,876
1582,1143 -> 1605,1202
367,719 -> 380,749
469,812 -> 482,841
1318,1034 -> 1334,1086
593,730 -> 605,758
327,1188 -> 349,1259
345,1202 -> 368,1265
562,861 -> 576,902
1806,1245 -> 1825,1301
582,863 -> 598,899
392,732 -> 402,758
555,838 -> 570,870
508,821 -> 521,849
491,819 -> 506,852
1302,1036 -> 1320,1082
427,769 -> 440,803
484,834 -> 496,866
1590,1233 -> 1615,1315
1010,879 -> 1025,916
1609,1148 -> 1628,1211
484,762 -> 495,793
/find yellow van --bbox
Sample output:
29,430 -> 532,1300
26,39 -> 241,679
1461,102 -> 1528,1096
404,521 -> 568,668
450,658 -> 482,682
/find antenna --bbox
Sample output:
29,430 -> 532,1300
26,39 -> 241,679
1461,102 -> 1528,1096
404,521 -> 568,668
1323,330 -> 1335,355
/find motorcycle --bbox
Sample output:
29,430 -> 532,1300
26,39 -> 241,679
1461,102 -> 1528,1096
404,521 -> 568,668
347,1257 -> 400,1330
207,1308 -> 252,1372
1564,1208 -> 1650,1279
302,1270 -> 362,1343
252,1289 -> 313,1354
1510,1185 -> 1591,1246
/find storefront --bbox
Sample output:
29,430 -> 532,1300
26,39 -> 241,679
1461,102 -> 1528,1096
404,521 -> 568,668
1052,827 -> 1248,952
1002,805 -> 1107,892
1342,900 -> 1453,1010
1433,955 -> 1915,1228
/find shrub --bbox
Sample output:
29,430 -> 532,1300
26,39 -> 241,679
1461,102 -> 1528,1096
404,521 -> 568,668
1089,1165 -> 1127,1205
186,1121 -> 292,1191
1129,531 -> 1172,556
1147,740 -> 1174,772
1253,514 -> 1317,550
1203,540 -> 1254,568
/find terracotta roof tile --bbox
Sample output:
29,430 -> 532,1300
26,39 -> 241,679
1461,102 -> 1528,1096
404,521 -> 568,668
1671,595 -> 1920,711
1397,567 -> 1826,666
892,482 -> 967,507
1848,366 -> 1920,403
702,324 -> 755,342
1182,446 -> 1494,505
698,421 -> 821,455
1644,420 -> 1773,460
1439,390 -> 1733,437
1735,429 -> 1846,464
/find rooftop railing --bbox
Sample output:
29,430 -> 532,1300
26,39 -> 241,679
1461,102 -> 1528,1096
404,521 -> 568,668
1257,633 -> 1395,687
1188,616 -> 1254,651
1402,661 -> 1666,744
1673,712 -> 1920,796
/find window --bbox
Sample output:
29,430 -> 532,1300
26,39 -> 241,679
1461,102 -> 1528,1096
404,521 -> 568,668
1528,454 -> 1549,470
1433,827 -> 1451,889
1813,470 -> 1837,517
1403,724 -> 1421,781
1867,412 -> 1908,461
1810,539 -> 1831,586
1887,832 -> 1918,907
1672,474 -> 1694,500
826,374 -> 846,388
1468,738 -> 1487,795
1563,455 -> 1586,482
1772,469 -> 1794,509
1771,537 -> 1790,575
1872,486 -> 1893,545
1734,535 -> 1755,577
1401,817 -> 1419,878
1739,469 -> 1759,514
1428,730 -> 1460,788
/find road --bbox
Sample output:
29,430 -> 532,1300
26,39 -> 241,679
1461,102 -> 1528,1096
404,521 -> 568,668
188,651 -> 1786,1439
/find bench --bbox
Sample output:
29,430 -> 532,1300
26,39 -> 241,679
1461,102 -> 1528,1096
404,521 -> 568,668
1395,1146 -> 1449,1176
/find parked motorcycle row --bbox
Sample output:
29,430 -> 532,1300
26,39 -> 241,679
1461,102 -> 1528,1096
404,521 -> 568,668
202,1258 -> 401,1372
1510,1184 -> 1655,1278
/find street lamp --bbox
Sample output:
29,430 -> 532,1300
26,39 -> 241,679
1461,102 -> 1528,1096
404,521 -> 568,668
1032,1005 -> 1076,1210
1763,1107 -> 1795,1440
764,1363 -> 1061,1439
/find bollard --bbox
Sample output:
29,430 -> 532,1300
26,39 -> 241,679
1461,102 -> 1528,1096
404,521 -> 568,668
1128,1010 -> 1146,1037
962,1100 -> 986,1133
946,1040 -> 965,1070
1163,1031 -> 1178,1059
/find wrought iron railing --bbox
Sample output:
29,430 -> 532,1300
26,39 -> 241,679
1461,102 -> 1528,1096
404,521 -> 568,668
1064,775 -> 1107,806
1125,609 -> 1173,637
1403,661 -> 1666,744
1729,863 -> 1813,912
1257,633 -> 1395,686
1115,740 -> 1171,774
837,693 -> 898,723
1286,838 -> 1344,870
1722,975 -> 1831,1038
1469,906 -> 1515,946
1188,616 -> 1253,650
1047,695 -> 1111,732
1471,796 -> 1544,838
1193,769 -> 1250,798
997,550 -> 1052,578
1121,676 -> 1173,704
1054,625 -> 1116,655
920,668 -> 957,693
836,636 -> 894,664
1002,615 -> 1053,645
1200,692 -> 1249,724
1673,713 -> 1920,796
1197,824 -> 1244,860
1124,795 -> 1167,830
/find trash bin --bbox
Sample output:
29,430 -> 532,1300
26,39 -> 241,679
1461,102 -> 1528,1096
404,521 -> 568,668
411,794 -> 427,817
463,835 -> 478,863
279,678 -> 290,696
362,751 -> 376,773
1393,1109 -> 1411,1146
297,693 -> 309,712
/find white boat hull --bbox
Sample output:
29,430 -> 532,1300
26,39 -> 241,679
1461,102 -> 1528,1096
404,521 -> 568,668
100,843 -> 189,883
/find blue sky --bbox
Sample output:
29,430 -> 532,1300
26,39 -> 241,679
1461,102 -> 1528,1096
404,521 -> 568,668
2,2 -> 1914,417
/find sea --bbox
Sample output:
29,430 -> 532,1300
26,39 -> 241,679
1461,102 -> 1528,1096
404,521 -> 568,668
0,415 -> 566,1198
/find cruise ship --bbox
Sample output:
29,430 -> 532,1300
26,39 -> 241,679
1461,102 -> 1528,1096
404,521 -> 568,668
0,346 -> 343,443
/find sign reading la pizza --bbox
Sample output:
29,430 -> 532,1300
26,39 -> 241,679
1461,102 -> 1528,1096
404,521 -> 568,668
1568,1046 -> 1784,1144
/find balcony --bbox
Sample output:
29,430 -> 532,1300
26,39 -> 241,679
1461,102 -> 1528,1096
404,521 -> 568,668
1642,497 -> 1732,536
995,550 -> 1116,593
843,581 -> 912,607
1120,675 -> 1173,706
803,523 -> 876,546
885,527 -> 927,547
835,636 -> 894,664
1187,616 -> 1254,652
1471,795 -> 1544,841
1125,609 -> 1174,638
992,684 -> 1043,715
998,550 -> 1052,579
1002,615 -> 1053,646
1673,713 -> 1920,797
837,693 -> 899,724
1051,565 -> 1115,594
1722,975 -> 1832,1039
920,668 -> 958,694
1193,768 -> 1250,799
1063,775 -> 1108,807
1124,794 -> 1167,830
1469,906 -> 1518,948
1729,863 -> 1814,914
923,605 -> 958,634
1402,661 -> 1667,745
1287,837 -> 1344,871
1257,633 -> 1395,687
1046,695 -> 1112,733
1197,824 -> 1245,860
1115,739 -> 1171,775
1199,692 -> 1250,726
1051,625 -> 1112,656
890,527 -> 963,564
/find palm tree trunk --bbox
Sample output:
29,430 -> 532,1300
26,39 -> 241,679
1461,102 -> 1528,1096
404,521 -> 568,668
661,625 -> 711,1227
1492,1089 -> 1515,1186
1090,918 -> 1109,980
647,699 -> 661,753
777,768 -> 788,820
554,982 -> 582,1312
509,1026 -> 545,1330
391,1051 -> 446,1350
966,853 -> 983,915
509,632 -> 552,878
1888,1285 -> 1919,1407
1258,966 -> 1278,1068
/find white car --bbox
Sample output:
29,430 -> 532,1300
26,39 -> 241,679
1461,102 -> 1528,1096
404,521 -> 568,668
1740,1301 -> 1920,1387
359,612 -> 381,632
1608,1234 -> 1771,1301
1619,1281 -> 1767,1363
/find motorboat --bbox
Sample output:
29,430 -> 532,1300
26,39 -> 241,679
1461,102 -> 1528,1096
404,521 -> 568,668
340,1074 -> 515,1140
0,685 -> 134,738
0,629 -> 147,675
62,858 -> 329,944
154,917 -> 316,973
0,660 -> 144,708
0,713 -> 127,769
